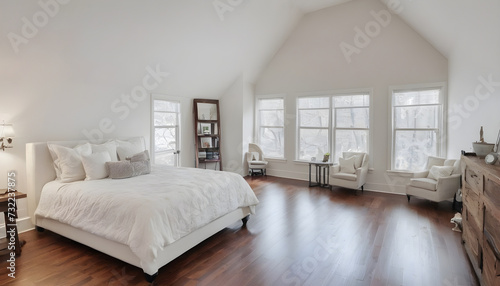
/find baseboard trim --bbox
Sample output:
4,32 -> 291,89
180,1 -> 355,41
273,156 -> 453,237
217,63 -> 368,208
0,217 -> 35,238
265,169 -> 407,195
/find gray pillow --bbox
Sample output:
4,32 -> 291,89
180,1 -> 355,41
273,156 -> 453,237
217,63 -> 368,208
106,150 -> 151,179
127,150 -> 150,162
106,161 -> 134,179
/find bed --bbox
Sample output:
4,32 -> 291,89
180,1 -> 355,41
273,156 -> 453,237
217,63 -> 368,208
25,137 -> 259,282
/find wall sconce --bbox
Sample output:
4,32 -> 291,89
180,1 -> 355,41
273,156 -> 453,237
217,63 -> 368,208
0,121 -> 14,151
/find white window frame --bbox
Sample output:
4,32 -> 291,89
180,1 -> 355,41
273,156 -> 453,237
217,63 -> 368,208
296,95 -> 331,161
296,88 -> 372,163
151,95 -> 181,166
255,94 -> 286,159
389,82 -> 447,171
331,91 -> 371,164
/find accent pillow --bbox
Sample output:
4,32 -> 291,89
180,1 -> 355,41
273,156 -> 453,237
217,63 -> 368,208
91,141 -> 118,162
106,161 -> 134,179
427,165 -> 454,180
339,157 -> 356,174
127,150 -> 150,162
47,143 -> 92,182
127,150 -> 151,175
106,159 -> 151,179
116,138 -> 145,161
131,160 -> 151,176
350,154 -> 364,169
81,152 -> 112,180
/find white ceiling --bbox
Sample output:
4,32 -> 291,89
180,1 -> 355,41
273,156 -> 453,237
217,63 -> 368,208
294,0 -> 353,12
1,0 -> 497,100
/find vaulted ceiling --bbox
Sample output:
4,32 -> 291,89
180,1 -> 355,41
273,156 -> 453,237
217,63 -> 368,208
1,0 -> 497,99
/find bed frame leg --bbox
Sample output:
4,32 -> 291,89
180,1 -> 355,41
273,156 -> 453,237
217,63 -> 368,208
242,215 -> 250,227
144,272 -> 158,283
36,226 -> 45,232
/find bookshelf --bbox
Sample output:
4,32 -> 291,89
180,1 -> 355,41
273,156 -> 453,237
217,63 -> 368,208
193,99 -> 222,170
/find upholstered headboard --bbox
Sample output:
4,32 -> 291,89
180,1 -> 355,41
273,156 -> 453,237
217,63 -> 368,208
26,140 -> 86,225
25,137 -> 146,225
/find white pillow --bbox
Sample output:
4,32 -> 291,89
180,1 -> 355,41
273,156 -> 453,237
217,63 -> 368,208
427,166 -> 454,180
91,141 -> 118,162
47,143 -> 92,183
339,157 -> 356,174
344,153 -> 364,169
81,152 -> 112,180
116,138 -> 145,161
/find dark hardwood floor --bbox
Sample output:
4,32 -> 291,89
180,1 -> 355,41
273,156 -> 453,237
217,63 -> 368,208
0,176 -> 478,285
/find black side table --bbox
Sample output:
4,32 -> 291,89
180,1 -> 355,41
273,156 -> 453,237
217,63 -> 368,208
308,162 -> 333,188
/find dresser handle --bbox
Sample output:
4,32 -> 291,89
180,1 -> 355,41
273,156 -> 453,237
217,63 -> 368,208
485,229 -> 500,261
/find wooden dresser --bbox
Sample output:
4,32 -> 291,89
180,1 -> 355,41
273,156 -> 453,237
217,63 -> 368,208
462,155 -> 500,286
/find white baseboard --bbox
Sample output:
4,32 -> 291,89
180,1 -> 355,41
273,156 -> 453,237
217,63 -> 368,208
266,169 -> 309,182
265,169 -> 408,195
0,217 -> 35,238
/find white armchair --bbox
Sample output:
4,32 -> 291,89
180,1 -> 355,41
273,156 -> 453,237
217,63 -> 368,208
330,152 -> 369,192
246,143 -> 268,176
406,156 -> 461,203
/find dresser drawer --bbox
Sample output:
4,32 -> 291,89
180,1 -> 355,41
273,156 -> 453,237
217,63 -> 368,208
484,206 -> 500,254
463,185 -> 483,228
485,177 -> 500,207
465,166 -> 483,193
483,230 -> 500,286
463,209 -> 482,266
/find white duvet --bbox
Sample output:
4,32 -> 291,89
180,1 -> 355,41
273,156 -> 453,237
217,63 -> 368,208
35,165 -> 259,274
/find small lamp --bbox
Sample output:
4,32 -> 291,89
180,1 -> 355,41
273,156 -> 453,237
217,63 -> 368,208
0,121 -> 14,151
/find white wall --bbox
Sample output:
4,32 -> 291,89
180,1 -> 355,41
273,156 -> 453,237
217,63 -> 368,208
255,0 -> 448,194
220,76 -> 255,175
445,3 -> 500,156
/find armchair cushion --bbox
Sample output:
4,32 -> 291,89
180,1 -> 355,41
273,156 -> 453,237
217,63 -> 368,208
426,156 -> 446,169
339,157 -> 356,174
344,152 -> 364,168
427,166 -> 454,180
409,178 -> 437,191
249,161 -> 267,168
331,172 -> 357,181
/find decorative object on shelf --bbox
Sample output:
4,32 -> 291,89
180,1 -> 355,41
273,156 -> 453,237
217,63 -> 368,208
200,137 -> 212,148
193,99 -> 222,170
0,121 -> 14,151
201,123 -> 211,134
473,126 -> 495,158
485,152 -> 498,165
322,153 -> 330,162
311,157 -> 316,162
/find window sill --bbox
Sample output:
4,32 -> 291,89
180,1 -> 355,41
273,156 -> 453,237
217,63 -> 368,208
266,158 -> 287,162
386,170 -> 414,177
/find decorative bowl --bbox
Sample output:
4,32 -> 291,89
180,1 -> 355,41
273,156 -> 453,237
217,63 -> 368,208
472,142 -> 495,158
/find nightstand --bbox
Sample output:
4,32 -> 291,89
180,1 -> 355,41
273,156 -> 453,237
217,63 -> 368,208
0,190 -> 27,256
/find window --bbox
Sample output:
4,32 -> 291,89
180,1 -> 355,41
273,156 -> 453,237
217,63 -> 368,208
332,94 -> 370,163
152,99 -> 180,166
257,97 -> 284,158
297,92 -> 370,163
297,97 -> 330,161
391,84 -> 446,171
